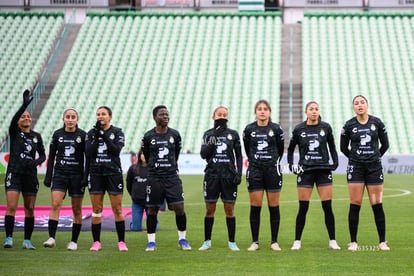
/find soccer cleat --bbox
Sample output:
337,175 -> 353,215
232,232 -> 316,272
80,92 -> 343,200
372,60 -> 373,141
178,239 -> 192,251
89,241 -> 102,251
43,237 -> 56,248
118,241 -> 128,252
347,242 -> 358,252
270,242 -> 282,251
198,240 -> 211,251
291,240 -> 301,250
3,237 -> 13,248
67,241 -> 78,251
228,241 -> 240,251
22,240 -> 36,250
329,240 -> 341,250
247,242 -> 259,251
378,242 -> 390,251
145,241 -> 156,252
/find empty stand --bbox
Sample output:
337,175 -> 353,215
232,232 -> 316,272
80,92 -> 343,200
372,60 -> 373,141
35,12 -> 282,153
0,12 -> 64,145
302,12 -> 414,154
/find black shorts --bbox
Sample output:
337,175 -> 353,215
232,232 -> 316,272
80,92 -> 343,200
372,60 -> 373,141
346,161 -> 384,186
52,174 -> 85,197
297,170 -> 332,188
5,172 -> 39,196
89,174 -> 124,195
246,165 -> 283,192
146,175 -> 184,207
203,177 -> 237,203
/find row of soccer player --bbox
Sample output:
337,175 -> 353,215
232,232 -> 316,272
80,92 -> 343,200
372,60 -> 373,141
3,90 -> 390,252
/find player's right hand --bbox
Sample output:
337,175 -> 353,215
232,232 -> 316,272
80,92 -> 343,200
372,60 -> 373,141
23,89 -> 33,105
44,178 -> 51,188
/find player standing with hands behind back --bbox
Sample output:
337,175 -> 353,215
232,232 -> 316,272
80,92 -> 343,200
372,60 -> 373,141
198,106 -> 243,251
3,89 -> 46,249
340,95 -> 390,251
141,105 -> 191,251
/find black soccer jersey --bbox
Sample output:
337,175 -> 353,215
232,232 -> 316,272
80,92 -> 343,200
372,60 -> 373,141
340,115 -> 389,164
142,127 -> 182,177
45,127 -> 86,180
200,127 -> 242,178
243,121 -> 284,168
6,103 -> 46,176
288,121 -> 338,172
85,125 -> 124,175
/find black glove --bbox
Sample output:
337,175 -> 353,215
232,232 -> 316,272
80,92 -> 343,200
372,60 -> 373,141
92,120 -> 104,136
80,176 -> 88,187
233,174 -> 242,185
213,118 -> 227,137
331,163 -> 338,171
23,89 -> 33,105
289,163 -> 300,175
44,178 -> 51,188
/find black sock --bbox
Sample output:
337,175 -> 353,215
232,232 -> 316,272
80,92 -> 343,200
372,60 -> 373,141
269,206 -> 280,243
48,219 -> 58,238
372,203 -> 386,243
115,221 -> 125,242
204,217 -> 214,241
322,200 -> 336,240
146,214 -> 157,234
250,206 -> 261,243
226,217 -> 236,243
71,223 -> 82,243
5,215 -> 14,238
176,213 -> 187,232
295,201 -> 309,240
348,204 -> 361,242
91,223 -> 101,242
24,217 -> 34,240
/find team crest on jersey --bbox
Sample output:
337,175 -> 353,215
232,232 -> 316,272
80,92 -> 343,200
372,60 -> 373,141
169,136 -> 174,144
269,129 -> 274,137
109,133 -> 115,140
320,129 -> 325,136
370,124 -> 376,131
33,136 -> 38,143
227,133 -> 233,140
76,136 -> 82,143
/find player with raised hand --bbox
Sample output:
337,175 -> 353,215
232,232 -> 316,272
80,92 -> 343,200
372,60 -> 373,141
43,108 -> 86,250
243,100 -> 284,251
85,106 -> 128,252
287,101 -> 340,250
141,105 -> 191,251
198,106 -> 243,251
3,89 -> 46,249
340,95 -> 390,251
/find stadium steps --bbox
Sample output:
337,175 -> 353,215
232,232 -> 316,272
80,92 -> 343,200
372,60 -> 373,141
279,23 -> 302,145
32,24 -> 82,126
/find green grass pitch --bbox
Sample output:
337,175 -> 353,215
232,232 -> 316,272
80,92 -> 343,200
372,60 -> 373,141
0,173 -> 413,275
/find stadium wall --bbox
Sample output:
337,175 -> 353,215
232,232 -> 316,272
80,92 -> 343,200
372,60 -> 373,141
1,153 -> 413,175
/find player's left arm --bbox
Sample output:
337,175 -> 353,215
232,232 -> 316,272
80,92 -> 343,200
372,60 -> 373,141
378,122 -> 389,156
102,128 -> 124,156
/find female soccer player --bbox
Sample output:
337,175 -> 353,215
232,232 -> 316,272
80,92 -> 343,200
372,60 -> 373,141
340,95 -> 390,251
85,106 -> 128,252
243,100 -> 284,251
287,101 -> 340,250
43,108 -> 86,250
3,89 -> 46,249
141,105 -> 191,251
198,106 -> 243,251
